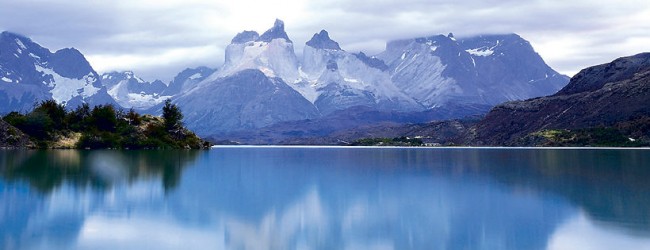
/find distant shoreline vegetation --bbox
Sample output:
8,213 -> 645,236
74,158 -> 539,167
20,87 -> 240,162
345,126 -> 649,148
2,100 -> 211,149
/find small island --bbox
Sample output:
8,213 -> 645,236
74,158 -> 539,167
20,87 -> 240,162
1,100 -> 210,149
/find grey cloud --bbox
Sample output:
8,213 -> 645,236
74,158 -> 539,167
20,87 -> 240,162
0,1 -> 120,47
1,0 -> 649,80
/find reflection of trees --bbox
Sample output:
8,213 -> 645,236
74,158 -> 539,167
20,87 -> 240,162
117,150 -> 201,192
0,150 -> 202,194
0,150 -> 104,193
468,149 -> 650,235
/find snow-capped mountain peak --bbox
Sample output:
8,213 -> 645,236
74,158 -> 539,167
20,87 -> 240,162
100,71 -> 169,109
0,31 -> 116,112
207,19 -> 300,84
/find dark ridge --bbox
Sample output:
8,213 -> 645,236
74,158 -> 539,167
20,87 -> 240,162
258,19 -> 292,43
231,31 -> 259,44
354,52 -> 388,71
306,30 -> 341,50
556,53 -> 650,95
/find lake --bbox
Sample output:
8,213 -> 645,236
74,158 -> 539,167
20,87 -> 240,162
1,147 -> 649,249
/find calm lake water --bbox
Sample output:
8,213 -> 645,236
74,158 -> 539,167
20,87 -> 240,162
1,147 -> 650,249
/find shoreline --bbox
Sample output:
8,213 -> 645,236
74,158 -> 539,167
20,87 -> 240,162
211,145 -> 650,150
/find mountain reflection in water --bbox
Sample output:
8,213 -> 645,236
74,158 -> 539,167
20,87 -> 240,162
1,148 -> 649,249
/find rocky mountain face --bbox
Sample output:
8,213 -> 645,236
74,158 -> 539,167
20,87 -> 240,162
473,53 -> 650,145
161,66 -> 215,96
172,69 -> 319,135
299,29 -> 422,114
376,33 -> 568,108
0,31 -> 116,113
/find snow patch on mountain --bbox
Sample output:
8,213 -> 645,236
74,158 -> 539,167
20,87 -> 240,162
35,65 -> 99,104
106,80 -> 164,109
291,67 -> 320,103
101,71 -> 170,109
15,39 -> 26,50
465,48 -> 494,57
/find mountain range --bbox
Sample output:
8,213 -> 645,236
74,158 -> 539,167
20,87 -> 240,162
332,53 -> 650,147
0,31 -> 216,112
1,19 -> 569,139
0,31 -> 116,113
163,19 -> 568,136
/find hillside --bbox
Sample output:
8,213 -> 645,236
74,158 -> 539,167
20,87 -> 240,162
472,53 -> 650,146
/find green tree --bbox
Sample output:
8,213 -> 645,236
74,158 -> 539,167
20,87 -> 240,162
90,105 -> 117,132
33,100 -> 66,130
66,103 -> 91,131
23,111 -> 53,140
5,109 -> 53,141
3,112 -> 26,128
162,99 -> 183,131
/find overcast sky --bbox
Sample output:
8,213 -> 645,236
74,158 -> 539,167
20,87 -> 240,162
1,0 -> 649,82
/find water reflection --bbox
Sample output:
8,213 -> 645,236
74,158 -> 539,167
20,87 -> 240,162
0,148 -> 649,249
470,149 -> 650,235
0,150 -> 202,249
0,150 -> 201,193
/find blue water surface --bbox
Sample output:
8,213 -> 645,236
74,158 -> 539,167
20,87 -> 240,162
1,147 -> 649,249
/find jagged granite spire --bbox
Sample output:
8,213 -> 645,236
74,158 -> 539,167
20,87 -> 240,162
231,30 -> 259,44
306,30 -> 341,50
258,19 -> 292,43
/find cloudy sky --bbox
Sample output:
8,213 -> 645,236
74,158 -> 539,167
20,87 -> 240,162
1,0 -> 649,82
